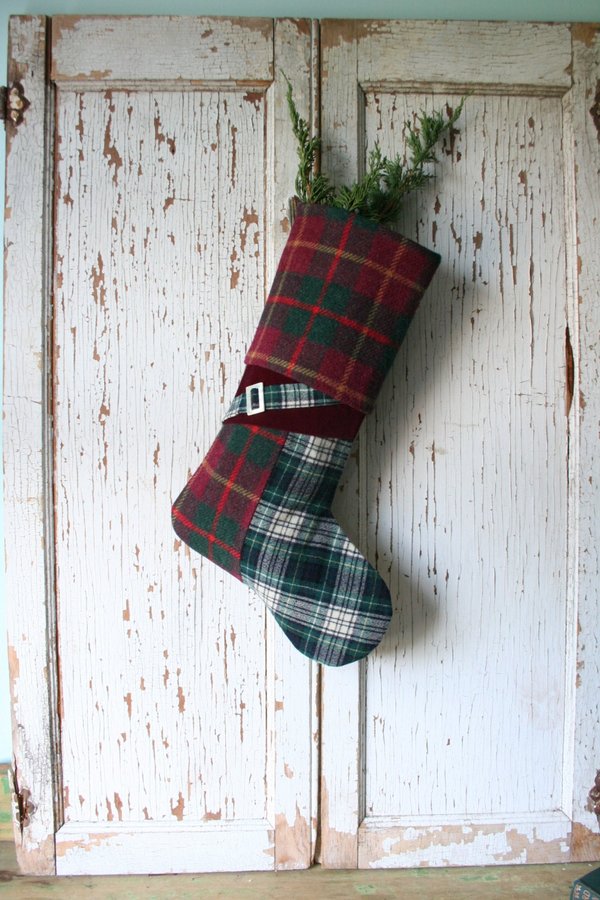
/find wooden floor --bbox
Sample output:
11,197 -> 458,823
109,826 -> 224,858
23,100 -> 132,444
1,768 -> 597,898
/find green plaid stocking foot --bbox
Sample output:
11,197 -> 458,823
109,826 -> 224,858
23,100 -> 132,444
240,431 -> 391,666
173,203 -> 440,666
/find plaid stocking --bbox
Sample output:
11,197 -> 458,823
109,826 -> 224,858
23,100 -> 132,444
172,203 -> 440,666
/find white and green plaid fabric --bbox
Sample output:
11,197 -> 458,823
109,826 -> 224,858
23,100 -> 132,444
240,431 -> 392,666
223,381 -> 339,420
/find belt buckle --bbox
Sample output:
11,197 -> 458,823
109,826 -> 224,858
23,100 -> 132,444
245,382 -> 265,416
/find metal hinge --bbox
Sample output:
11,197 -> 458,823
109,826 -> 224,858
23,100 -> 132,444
0,82 -> 30,128
588,770 -> 600,825
11,764 -> 35,835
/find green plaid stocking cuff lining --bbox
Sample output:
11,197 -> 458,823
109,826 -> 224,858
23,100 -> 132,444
223,381 -> 339,421
239,431 -> 392,666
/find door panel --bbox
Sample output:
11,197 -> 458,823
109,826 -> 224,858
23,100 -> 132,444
5,15 -> 317,875
54,86 -> 270,826
321,19 -> 600,868
362,92 -> 567,821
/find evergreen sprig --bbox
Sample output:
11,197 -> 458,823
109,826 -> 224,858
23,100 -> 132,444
284,74 -> 465,225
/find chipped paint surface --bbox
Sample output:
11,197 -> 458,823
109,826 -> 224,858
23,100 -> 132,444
318,776 -> 358,868
55,820 -> 276,873
570,23 -> 600,853
572,22 -> 599,48
50,16 -> 274,84
320,18 -> 599,869
359,816 -> 571,868
7,14 -> 599,877
53,84 -> 269,829
4,15 -> 57,877
571,821 -> 600,861
26,15 -> 315,877
275,807 -> 311,869
589,79 -> 600,140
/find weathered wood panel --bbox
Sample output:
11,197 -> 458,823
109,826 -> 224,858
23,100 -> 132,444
269,19 -> 321,872
3,15 -> 57,876
51,16 -> 274,85
363,90 -> 569,823
51,19 -> 317,866
352,19 -> 572,91
53,86 -> 270,827
569,22 -> 600,862
6,14 -> 598,877
320,19 -> 598,868
5,14 -> 316,875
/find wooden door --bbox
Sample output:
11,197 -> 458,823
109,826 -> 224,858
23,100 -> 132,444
4,15 -> 318,875
319,20 -> 600,868
5,16 -> 599,878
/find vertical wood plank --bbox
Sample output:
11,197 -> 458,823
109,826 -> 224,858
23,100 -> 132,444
47,15 -> 316,875
271,18 -> 318,871
319,18 -> 362,869
363,91 -> 569,821
320,18 -> 597,869
3,15 -> 57,875
569,22 -> 600,862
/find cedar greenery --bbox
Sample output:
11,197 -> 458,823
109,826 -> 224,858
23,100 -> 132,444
284,75 -> 465,225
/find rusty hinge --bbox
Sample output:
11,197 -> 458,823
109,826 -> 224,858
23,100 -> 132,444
588,770 -> 600,825
0,82 -> 30,128
11,765 -> 35,835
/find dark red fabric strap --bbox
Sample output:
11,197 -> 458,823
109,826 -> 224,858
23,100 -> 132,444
225,365 -> 364,440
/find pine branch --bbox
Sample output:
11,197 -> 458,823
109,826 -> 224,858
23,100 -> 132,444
284,73 -> 335,205
285,75 -> 466,225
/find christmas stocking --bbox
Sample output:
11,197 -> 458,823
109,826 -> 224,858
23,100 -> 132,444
172,202 -> 440,666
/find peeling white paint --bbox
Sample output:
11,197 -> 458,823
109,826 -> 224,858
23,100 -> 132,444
321,19 -> 600,869
7,14 -> 316,877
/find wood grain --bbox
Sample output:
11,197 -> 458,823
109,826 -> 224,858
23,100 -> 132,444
5,15 -> 599,876
320,19 -> 599,868
6,14 -> 316,876
569,23 -> 600,861
3,15 -> 56,876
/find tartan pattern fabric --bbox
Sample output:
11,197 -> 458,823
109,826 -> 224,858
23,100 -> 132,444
172,423 -> 285,580
174,202 -> 441,665
223,381 -> 339,420
240,431 -> 392,666
245,202 -> 441,414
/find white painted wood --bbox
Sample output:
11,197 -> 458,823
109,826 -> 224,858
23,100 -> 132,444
568,23 -> 600,862
321,19 -> 600,868
363,90 -> 568,820
51,24 -> 315,873
359,813 -> 572,868
53,79 -> 270,843
50,16 -> 274,85
319,25 -> 362,868
268,19 -> 319,871
347,19 -> 572,92
55,820 -> 275,875
5,15 -> 316,876
3,15 -> 57,876
7,15 -> 599,877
